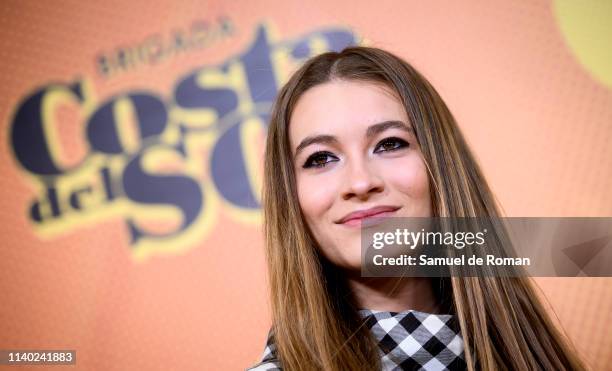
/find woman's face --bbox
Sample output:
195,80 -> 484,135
289,79 -> 432,271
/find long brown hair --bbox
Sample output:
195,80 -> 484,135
261,46 -> 586,370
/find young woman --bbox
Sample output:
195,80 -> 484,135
247,46 -> 586,371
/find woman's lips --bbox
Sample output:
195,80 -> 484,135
338,209 -> 400,228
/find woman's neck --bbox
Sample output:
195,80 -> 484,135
344,274 -> 439,314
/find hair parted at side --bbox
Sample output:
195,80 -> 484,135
261,46 -> 586,371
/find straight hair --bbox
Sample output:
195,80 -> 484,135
261,46 -> 586,370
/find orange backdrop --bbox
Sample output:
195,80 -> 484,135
0,1 -> 611,370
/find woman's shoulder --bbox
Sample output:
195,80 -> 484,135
245,359 -> 282,371
245,328 -> 283,371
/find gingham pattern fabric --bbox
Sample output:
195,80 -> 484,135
246,309 -> 466,371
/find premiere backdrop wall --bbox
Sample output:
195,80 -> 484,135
0,1 -> 611,370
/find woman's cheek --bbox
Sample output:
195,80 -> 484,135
297,174 -> 337,219
388,157 -> 431,201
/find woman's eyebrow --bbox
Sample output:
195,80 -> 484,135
366,120 -> 412,138
294,135 -> 337,159
293,120 -> 412,158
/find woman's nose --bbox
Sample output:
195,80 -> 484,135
341,158 -> 384,201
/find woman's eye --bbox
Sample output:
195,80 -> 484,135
303,152 -> 338,169
374,137 -> 410,153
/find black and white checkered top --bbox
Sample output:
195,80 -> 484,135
247,308 -> 466,371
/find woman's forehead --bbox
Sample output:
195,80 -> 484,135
288,80 -> 407,141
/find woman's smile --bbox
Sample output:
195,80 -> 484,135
335,205 -> 402,228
